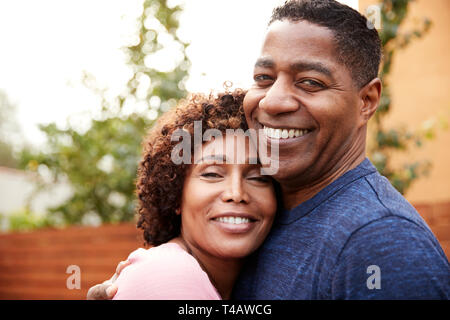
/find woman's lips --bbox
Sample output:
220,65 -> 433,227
210,215 -> 258,234
210,219 -> 256,234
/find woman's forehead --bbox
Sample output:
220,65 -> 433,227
199,133 -> 258,165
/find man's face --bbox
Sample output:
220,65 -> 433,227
244,20 -> 362,187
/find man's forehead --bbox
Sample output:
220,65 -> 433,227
261,20 -> 337,55
257,20 -> 342,74
266,19 -> 335,39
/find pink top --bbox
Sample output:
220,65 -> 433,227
113,242 -> 221,300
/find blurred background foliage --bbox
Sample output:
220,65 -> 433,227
0,91 -> 22,169
16,0 -> 189,225
0,0 -> 445,229
367,0 -> 446,193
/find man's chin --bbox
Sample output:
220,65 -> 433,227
271,164 -> 307,184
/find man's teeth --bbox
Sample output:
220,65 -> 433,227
216,217 -> 250,224
263,127 -> 310,140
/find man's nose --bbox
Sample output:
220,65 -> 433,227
221,173 -> 249,204
259,78 -> 299,115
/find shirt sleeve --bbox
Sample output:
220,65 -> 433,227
113,246 -> 221,300
330,216 -> 450,299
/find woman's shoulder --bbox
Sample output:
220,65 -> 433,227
128,242 -> 197,268
114,242 -> 221,299
128,242 -> 192,266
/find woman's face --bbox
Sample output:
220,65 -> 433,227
180,132 -> 277,259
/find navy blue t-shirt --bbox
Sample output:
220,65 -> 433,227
233,158 -> 450,299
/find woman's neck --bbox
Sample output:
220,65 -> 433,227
170,237 -> 244,300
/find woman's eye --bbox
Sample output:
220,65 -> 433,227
248,176 -> 271,183
200,172 -> 222,178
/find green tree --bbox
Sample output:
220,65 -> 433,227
368,0 -> 436,194
20,0 -> 189,224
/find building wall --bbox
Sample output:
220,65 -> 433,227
359,0 -> 450,204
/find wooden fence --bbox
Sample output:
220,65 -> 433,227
413,201 -> 450,258
0,202 -> 449,300
0,223 -> 144,299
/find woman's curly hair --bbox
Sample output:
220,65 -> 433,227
136,89 -> 248,246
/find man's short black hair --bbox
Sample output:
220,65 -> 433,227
270,0 -> 382,88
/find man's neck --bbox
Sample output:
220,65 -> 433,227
282,151 -> 366,210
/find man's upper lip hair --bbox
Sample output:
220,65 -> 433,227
211,212 -> 258,221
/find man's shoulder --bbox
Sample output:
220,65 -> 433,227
330,214 -> 450,299
325,165 -> 426,231
305,165 -> 438,260
323,169 -> 449,299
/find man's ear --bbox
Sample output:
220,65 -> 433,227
358,78 -> 382,128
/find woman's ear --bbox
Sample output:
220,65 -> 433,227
358,78 -> 382,128
175,208 -> 181,215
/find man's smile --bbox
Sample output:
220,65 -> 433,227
263,125 -> 313,140
253,119 -> 316,145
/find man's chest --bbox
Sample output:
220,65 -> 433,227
248,225 -> 341,299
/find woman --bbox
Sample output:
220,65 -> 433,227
89,90 -> 278,300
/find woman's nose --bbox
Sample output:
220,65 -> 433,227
259,78 -> 299,115
221,172 -> 249,204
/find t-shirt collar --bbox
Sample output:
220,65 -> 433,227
276,158 -> 377,225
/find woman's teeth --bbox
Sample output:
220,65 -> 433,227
263,126 -> 310,140
215,217 -> 251,224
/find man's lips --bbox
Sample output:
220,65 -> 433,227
253,122 -> 315,145
263,126 -> 312,140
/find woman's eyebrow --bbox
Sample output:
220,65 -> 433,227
197,155 -> 259,165
248,157 -> 259,164
197,154 -> 229,164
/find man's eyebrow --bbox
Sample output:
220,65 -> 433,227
254,58 -> 274,69
291,61 -> 333,78
254,58 -> 333,79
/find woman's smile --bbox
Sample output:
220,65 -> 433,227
210,212 -> 260,234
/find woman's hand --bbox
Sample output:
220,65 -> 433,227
86,260 -> 131,300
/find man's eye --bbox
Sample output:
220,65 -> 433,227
254,74 -> 273,84
297,79 -> 326,91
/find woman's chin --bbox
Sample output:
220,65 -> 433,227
209,241 -> 260,259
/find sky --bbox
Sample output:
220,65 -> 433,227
0,0 -> 358,145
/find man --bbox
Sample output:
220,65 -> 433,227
88,0 -> 449,299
